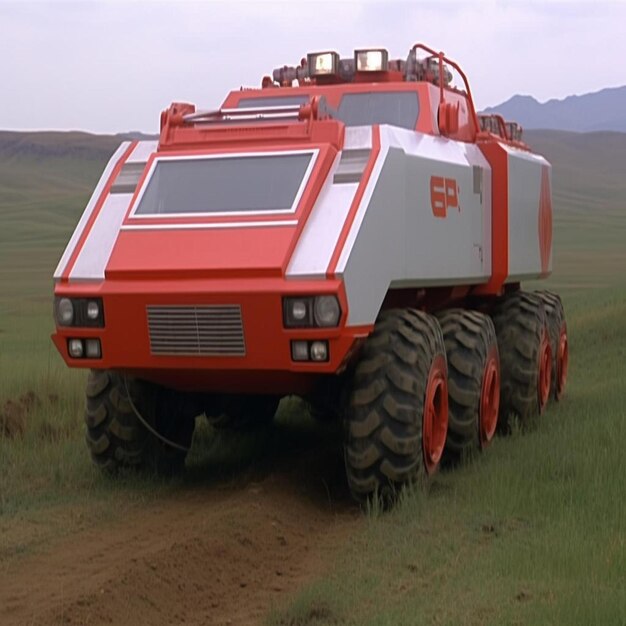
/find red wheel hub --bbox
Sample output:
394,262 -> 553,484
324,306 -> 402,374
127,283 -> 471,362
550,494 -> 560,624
422,354 -> 448,474
479,348 -> 500,447
555,324 -> 568,400
538,328 -> 552,413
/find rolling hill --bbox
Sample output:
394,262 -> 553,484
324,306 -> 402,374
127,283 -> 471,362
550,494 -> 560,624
483,85 -> 626,132
525,129 -> 626,214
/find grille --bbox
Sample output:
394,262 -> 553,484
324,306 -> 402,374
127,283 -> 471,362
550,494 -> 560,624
147,305 -> 245,356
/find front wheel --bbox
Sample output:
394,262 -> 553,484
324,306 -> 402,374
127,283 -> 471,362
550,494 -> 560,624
343,309 -> 448,505
84,370 -> 197,475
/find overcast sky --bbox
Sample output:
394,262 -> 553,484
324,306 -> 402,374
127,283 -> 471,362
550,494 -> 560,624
2,0 -> 625,134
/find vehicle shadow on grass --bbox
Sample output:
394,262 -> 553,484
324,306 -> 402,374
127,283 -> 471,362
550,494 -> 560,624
180,396 -> 354,511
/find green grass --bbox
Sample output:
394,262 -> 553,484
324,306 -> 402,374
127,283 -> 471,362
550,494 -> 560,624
1,130 -> 625,623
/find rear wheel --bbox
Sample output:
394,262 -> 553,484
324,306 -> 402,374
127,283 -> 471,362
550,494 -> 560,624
206,394 -> 280,430
436,309 -> 500,460
491,291 -> 551,432
344,309 -> 448,505
85,370 -> 197,475
535,290 -> 568,400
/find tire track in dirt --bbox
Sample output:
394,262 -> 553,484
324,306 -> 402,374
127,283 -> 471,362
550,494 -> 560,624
0,443 -> 359,625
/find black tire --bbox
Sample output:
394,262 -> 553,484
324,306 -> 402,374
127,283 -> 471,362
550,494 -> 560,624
436,309 -> 500,459
344,309 -> 448,505
207,394 -> 280,430
535,290 -> 568,400
491,291 -> 551,432
85,370 -> 196,475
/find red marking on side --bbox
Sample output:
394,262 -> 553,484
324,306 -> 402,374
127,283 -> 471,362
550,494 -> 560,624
473,141 -> 509,296
61,141 -> 137,281
538,165 -> 552,275
430,175 -> 459,218
326,125 -> 381,277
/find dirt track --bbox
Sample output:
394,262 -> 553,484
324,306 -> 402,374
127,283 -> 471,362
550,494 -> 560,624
0,437 -> 359,625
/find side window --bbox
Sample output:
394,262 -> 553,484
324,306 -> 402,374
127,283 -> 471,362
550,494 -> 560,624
337,92 -> 420,129
236,96 -> 309,108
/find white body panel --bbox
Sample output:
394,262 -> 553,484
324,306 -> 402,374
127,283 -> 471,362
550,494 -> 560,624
54,141 -> 131,280
505,146 -> 551,280
332,126 -> 492,326
287,152 -> 358,277
69,193 -> 133,281
54,140 -> 156,282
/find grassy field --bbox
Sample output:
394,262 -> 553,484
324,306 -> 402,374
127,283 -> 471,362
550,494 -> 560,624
0,130 -> 625,624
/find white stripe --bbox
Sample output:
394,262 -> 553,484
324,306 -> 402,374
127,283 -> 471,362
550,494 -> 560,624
53,141 -> 130,280
287,152 -> 358,278
120,220 -> 298,231
126,140 -> 158,163
335,135 -> 389,274
343,126 -> 372,150
69,193 -> 133,281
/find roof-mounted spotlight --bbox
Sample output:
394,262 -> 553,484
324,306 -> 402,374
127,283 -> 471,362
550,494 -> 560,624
307,51 -> 340,77
355,48 -> 389,72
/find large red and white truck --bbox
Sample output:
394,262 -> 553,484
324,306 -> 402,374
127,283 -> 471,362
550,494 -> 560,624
52,44 -> 568,502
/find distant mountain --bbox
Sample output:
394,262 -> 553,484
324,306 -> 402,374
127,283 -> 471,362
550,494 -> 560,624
483,86 -> 626,132
0,130 -> 155,161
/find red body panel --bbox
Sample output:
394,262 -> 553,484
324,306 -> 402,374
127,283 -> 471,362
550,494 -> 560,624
108,227 -> 296,280
473,141 -> 510,295
52,277 -> 372,393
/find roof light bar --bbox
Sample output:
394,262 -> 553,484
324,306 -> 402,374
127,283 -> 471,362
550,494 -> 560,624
355,48 -> 389,72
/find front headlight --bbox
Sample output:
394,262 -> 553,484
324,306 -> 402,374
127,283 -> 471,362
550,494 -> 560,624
283,295 -> 342,328
56,298 -> 74,326
313,296 -> 341,327
86,300 -> 100,321
283,297 -> 313,328
54,297 -> 104,328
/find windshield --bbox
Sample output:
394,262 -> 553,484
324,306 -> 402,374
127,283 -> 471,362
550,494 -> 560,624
134,153 -> 314,216
338,92 -> 419,129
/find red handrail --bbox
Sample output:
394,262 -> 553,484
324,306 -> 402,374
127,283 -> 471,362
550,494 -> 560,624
411,43 -> 481,134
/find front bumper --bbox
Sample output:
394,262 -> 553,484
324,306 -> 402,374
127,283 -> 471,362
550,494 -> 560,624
52,277 -> 372,394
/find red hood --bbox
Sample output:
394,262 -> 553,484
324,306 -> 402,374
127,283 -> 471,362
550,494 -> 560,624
105,224 -> 300,280
105,143 -> 337,281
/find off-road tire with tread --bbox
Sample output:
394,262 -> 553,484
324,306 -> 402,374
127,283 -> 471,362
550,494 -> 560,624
344,309 -> 447,504
535,290 -> 567,400
491,291 -> 549,432
85,370 -> 196,475
436,309 -> 499,459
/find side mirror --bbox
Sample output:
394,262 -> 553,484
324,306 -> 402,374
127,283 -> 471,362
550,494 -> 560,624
438,101 -> 459,135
